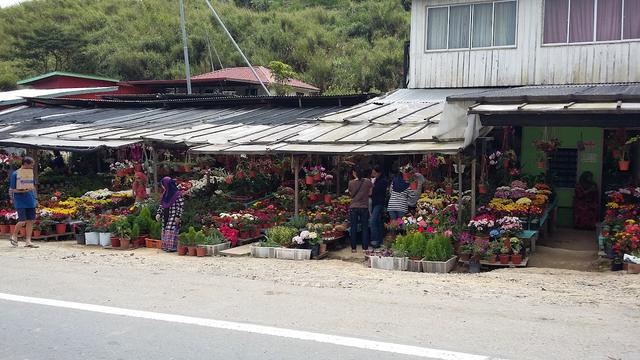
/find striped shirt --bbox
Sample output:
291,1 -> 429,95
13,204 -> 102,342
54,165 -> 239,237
387,188 -> 411,213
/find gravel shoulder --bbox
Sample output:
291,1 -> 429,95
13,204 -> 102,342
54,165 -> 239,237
2,240 -> 638,309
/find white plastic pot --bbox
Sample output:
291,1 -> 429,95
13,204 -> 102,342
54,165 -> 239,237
84,232 -> 100,246
99,232 -> 112,247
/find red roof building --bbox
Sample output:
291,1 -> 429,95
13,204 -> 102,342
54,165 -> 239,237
127,66 -> 321,96
16,71 -> 141,98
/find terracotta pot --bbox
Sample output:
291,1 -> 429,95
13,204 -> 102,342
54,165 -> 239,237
178,245 -> 188,255
111,237 -> 121,248
499,254 -> 510,264
187,246 -> 197,256
459,253 -> 471,262
196,247 -> 206,257
487,254 -> 497,263
619,160 -> 630,171
474,235 -> 490,244
305,176 -> 314,185
9,225 -> 16,234
536,161 -> 545,169
120,238 -> 130,249
313,172 -> 322,181
511,253 -> 523,265
402,172 -> 410,181
55,223 -> 67,235
478,184 -> 488,194
0,224 -> 8,234
32,230 -> 42,238
410,182 -> 418,190
324,194 -> 332,204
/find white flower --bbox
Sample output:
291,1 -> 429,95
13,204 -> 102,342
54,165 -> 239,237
292,236 -> 304,245
308,232 -> 318,239
300,230 -> 310,239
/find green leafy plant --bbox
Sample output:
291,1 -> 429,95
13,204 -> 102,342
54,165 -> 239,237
266,226 -> 298,247
131,223 -> 140,240
286,215 -> 308,230
424,234 -> 454,262
113,219 -> 132,241
392,231 -> 425,258
149,221 -> 162,240
510,237 -> 522,254
179,226 -> 198,246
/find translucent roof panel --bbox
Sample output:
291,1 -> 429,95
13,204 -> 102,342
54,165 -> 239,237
312,123 -> 373,142
353,141 -> 463,154
286,123 -> 344,142
368,124 -> 430,142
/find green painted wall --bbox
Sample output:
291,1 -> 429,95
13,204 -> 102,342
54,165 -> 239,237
521,127 -> 603,227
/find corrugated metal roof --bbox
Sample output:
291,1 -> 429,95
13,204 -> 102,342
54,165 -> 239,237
448,83 -> 640,103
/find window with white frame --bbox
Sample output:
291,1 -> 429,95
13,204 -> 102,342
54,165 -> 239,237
543,0 -> 640,44
426,1 -> 517,50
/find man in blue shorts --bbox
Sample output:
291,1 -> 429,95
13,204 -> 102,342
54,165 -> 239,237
9,157 -> 39,248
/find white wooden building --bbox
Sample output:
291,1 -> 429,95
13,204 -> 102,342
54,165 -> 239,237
409,0 -> 640,88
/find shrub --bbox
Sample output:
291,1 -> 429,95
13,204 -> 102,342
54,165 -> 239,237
392,231 -> 426,258
149,221 -> 162,240
266,226 -> 299,247
131,223 -> 140,240
424,234 -> 454,262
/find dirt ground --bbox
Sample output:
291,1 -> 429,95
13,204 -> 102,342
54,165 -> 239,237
2,240 -> 639,310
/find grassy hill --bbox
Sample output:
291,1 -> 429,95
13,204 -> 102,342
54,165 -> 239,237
0,0 -> 410,93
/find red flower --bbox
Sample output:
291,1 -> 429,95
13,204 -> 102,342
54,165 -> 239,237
426,227 -> 435,233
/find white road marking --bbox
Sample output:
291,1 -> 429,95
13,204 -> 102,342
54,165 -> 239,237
0,292 -> 504,360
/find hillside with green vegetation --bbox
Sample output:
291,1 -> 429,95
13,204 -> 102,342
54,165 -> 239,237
0,0 -> 411,94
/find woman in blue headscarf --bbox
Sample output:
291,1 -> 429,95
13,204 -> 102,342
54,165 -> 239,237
155,177 -> 184,252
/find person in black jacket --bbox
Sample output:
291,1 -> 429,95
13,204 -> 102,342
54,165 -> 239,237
369,165 -> 388,248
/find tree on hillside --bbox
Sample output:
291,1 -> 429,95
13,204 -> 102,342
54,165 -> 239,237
268,60 -> 297,95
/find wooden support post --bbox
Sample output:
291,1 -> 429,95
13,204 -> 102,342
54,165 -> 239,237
152,146 -> 159,194
294,156 -> 300,215
457,152 -> 463,225
471,157 -> 477,218
336,156 -> 341,195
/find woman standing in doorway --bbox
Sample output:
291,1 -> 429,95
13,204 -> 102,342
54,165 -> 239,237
156,177 -> 184,252
369,165 -> 387,248
573,171 -> 598,230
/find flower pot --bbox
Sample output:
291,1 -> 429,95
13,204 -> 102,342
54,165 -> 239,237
536,161 -> 545,169
0,224 -> 9,234
319,243 -> 327,254
459,253 -> 471,262
469,260 -> 481,273
196,247 -> 207,257
120,238 -> 130,249
133,236 -> 146,248
310,244 -> 320,259
402,172 -> 410,181
478,184 -> 488,194
611,261 -> 623,271
619,160 -> 630,171
313,173 -> 321,181
324,194 -> 332,204
85,232 -> 100,246
487,254 -> 497,263
75,233 -> 86,245
9,225 -> 16,234
111,237 -> 121,248
499,254 -> 510,264
99,232 -> 112,247
32,230 -> 42,238
178,245 -> 188,256
187,246 -> 197,256
474,235 -> 490,244
410,182 -> 418,190
511,253 -> 523,265
305,176 -> 314,185
445,185 -> 453,195
55,223 -> 67,235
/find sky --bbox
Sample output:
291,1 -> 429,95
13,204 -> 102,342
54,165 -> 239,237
0,0 -> 29,8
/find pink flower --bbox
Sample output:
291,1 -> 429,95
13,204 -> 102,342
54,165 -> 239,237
426,227 -> 435,233
444,230 -> 453,238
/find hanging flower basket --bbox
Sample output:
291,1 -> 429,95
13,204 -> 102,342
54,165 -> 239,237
619,160 -> 630,171
478,183 -> 488,194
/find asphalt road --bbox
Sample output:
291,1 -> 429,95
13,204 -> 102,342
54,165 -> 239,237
0,253 -> 637,360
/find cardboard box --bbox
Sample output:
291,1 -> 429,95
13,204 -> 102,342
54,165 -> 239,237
16,168 -> 35,190
628,263 -> 640,274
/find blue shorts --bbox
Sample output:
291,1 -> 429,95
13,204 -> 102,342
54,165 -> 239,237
17,208 -> 36,221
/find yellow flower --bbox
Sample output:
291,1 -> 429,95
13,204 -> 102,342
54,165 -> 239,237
516,197 -> 532,205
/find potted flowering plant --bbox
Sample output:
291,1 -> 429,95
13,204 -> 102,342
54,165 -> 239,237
533,138 -> 560,169
443,177 -> 454,195
467,214 -> 496,238
510,237 -> 523,264
499,246 -> 511,264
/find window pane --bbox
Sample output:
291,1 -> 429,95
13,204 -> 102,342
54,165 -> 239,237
544,0 -> 569,43
623,0 -> 640,39
569,0 -> 595,43
427,7 -> 448,50
449,5 -> 471,48
494,1 -> 517,46
472,3 -> 493,48
596,0 -> 622,41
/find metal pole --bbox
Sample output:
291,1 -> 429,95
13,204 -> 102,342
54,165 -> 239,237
204,0 -> 271,96
205,26 -> 224,70
471,157 -> 477,218
179,0 -> 192,94
457,152 -> 463,225
294,156 -> 299,215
